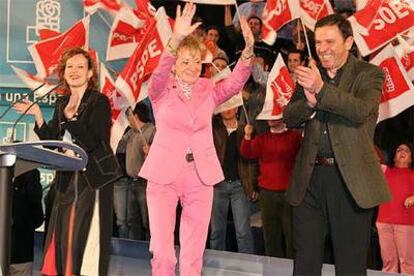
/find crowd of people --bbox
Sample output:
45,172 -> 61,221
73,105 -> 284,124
9,1 -> 414,276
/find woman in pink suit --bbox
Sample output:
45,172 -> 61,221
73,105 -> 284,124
138,3 -> 254,276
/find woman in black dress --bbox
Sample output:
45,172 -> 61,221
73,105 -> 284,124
14,47 -> 115,275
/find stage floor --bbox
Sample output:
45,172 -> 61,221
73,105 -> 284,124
31,235 -> 397,276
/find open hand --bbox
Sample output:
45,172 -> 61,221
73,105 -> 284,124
173,3 -> 201,41
240,16 -> 254,56
13,98 -> 41,117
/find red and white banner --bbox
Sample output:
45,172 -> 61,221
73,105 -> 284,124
28,17 -> 90,78
83,0 -> 121,15
180,0 -> 236,5
370,44 -> 414,123
134,0 -> 156,17
395,35 -> 414,81
349,0 -> 414,57
115,7 -> 172,106
299,0 -> 334,31
100,62 -> 130,151
106,7 -> 147,61
262,0 -> 300,45
10,65 -> 59,97
348,1 -> 384,36
257,53 -> 295,120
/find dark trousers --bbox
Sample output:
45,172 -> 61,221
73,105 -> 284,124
259,189 -> 293,258
293,165 -> 373,276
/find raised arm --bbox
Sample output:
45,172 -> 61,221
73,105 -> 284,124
147,3 -> 202,102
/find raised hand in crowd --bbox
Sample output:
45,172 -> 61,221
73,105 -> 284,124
244,124 -> 254,140
239,16 -> 255,60
168,3 -> 201,51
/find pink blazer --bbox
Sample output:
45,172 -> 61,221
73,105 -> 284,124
139,52 -> 252,185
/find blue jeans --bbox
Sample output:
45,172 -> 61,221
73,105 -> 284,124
113,176 -> 129,238
210,179 -> 254,253
127,179 -> 149,241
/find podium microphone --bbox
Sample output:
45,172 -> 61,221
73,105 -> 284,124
0,83 -> 46,121
8,85 -> 60,143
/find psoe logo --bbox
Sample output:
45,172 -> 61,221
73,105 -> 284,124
27,0 -> 61,44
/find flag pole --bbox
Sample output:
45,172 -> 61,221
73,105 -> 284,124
300,17 -> 313,60
233,0 -> 242,24
241,101 -> 251,125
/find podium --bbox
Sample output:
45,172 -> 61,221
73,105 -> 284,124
0,141 -> 88,275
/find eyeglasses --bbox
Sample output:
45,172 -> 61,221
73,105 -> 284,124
396,147 -> 411,153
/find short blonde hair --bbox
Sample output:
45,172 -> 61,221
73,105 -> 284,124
177,35 -> 203,57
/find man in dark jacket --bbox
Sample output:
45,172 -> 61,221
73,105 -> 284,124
284,14 -> 391,275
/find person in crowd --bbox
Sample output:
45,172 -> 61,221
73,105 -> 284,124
224,5 -> 275,65
283,14 -> 391,275
243,55 -> 269,136
231,0 -> 265,31
377,143 -> 414,274
125,102 -> 155,241
205,25 -> 229,62
113,102 -> 154,241
241,119 -> 301,258
113,127 -> 132,239
10,169 -> 44,276
14,47 -> 116,275
138,3 -> 254,275
286,49 -> 306,82
210,56 -> 230,77
210,107 -> 256,254
252,48 -> 305,87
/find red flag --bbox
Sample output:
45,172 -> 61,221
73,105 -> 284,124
28,17 -> 89,78
370,44 -> 414,123
115,7 -> 172,105
299,0 -> 334,31
134,0 -> 156,18
257,53 -> 295,120
262,0 -> 301,45
83,0 -> 121,15
100,62 -> 128,125
100,62 -> 131,151
349,0 -> 414,57
395,35 -> 414,81
106,7 -> 147,61
348,0 -> 384,36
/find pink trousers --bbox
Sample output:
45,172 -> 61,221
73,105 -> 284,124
146,162 -> 213,276
376,222 -> 414,274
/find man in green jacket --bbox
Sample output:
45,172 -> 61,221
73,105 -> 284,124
284,14 -> 391,275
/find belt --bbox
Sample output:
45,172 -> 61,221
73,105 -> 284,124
315,156 -> 335,166
185,152 -> 194,162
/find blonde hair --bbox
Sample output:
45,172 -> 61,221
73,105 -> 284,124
177,35 -> 203,57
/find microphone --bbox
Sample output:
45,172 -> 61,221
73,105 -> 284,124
8,85 -> 60,143
0,83 -> 46,121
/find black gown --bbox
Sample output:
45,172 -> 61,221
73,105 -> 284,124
35,90 -> 114,275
